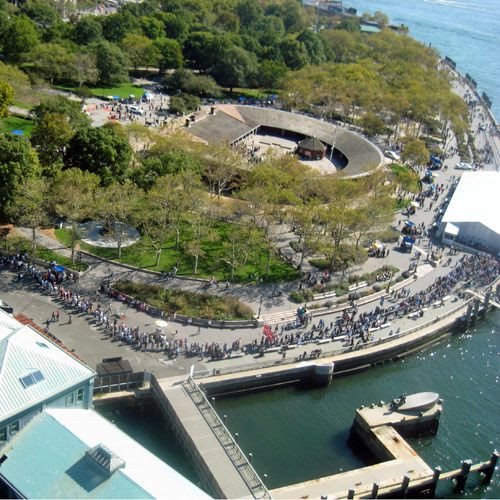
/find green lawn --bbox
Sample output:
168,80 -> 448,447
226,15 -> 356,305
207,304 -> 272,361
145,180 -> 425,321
88,83 -> 145,99
5,235 -> 88,272
56,83 -> 145,99
55,222 -> 298,283
0,115 -> 35,138
222,87 -> 278,99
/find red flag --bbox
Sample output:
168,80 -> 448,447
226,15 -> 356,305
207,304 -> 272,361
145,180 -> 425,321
263,324 -> 274,341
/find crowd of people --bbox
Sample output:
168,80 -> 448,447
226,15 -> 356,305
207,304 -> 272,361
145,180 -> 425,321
1,247 -> 498,363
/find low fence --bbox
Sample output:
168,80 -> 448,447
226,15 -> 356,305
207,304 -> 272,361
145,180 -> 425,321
93,371 -> 146,394
197,298 -> 474,379
104,285 -> 258,329
182,377 -> 271,499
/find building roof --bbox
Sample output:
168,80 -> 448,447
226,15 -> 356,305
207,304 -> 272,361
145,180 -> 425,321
298,136 -> 326,151
187,108 -> 257,145
441,172 -> 500,235
0,308 -> 94,423
0,409 -> 207,499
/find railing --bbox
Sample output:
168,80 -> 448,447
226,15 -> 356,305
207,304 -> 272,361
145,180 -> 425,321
197,298 -> 475,378
93,371 -> 146,394
182,377 -> 271,499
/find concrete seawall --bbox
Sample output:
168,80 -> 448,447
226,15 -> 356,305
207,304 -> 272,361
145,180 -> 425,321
198,298 -> 480,395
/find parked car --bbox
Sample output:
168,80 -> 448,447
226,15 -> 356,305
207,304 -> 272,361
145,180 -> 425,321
385,150 -> 401,162
454,162 -> 473,170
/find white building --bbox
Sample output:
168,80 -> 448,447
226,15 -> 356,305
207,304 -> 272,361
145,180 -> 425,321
0,308 -> 95,447
0,408 -> 207,498
440,171 -> 500,254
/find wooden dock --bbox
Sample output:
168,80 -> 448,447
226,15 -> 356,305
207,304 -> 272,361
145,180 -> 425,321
151,376 -> 270,499
271,399 -> 497,499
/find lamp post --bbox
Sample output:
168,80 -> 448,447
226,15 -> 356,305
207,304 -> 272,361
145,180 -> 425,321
258,296 -> 263,318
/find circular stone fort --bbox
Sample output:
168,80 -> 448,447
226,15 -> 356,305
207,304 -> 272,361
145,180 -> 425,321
183,105 -> 384,178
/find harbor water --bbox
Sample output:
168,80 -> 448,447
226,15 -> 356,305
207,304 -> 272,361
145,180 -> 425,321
344,0 -> 500,120
100,311 -> 499,498
214,311 -> 500,497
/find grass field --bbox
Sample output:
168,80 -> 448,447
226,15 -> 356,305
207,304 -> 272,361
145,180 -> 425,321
88,83 -> 145,99
55,82 -> 145,99
55,221 -> 298,283
0,115 -> 35,138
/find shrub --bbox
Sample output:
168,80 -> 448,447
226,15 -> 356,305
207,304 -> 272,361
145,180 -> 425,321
289,291 -> 305,303
324,300 -> 335,308
113,280 -> 254,320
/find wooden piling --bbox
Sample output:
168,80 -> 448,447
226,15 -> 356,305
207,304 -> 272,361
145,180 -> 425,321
454,460 -> 472,491
429,466 -> 441,497
401,475 -> 410,497
483,451 -> 499,484
347,488 -> 355,499
371,482 -> 379,498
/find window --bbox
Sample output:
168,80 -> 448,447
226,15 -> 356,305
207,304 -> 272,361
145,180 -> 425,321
9,421 -> 19,436
65,393 -> 74,406
19,370 -> 45,388
77,388 -> 84,402
0,427 -> 6,442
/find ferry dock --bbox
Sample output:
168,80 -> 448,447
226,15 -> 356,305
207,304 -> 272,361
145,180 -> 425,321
151,376 -> 270,499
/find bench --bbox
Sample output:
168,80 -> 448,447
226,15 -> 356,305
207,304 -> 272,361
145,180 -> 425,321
333,335 -> 348,341
316,338 -> 332,344
380,322 -> 391,329
348,281 -> 368,292
265,346 -> 281,353
229,352 -> 245,358
313,291 -> 337,301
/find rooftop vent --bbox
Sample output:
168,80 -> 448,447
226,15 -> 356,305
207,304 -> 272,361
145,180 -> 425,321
85,444 -> 125,475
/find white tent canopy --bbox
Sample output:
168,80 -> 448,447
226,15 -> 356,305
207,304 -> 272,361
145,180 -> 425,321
444,222 -> 459,237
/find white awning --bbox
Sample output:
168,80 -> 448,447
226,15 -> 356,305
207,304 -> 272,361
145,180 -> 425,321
444,222 -> 460,236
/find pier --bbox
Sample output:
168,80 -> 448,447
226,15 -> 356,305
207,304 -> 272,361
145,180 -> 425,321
151,375 -> 270,499
271,395 -> 497,499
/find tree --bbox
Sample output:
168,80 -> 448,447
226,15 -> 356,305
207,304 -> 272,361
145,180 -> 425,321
291,203 -> 323,274
183,192 -> 217,274
2,15 -> 39,62
163,69 -> 220,97
297,30 -> 326,65
0,80 -> 13,118
220,224 -> 258,279
360,112 -> 386,137
7,177 -> 50,252
235,0 -> 263,28
92,40 -> 130,86
64,123 -> 132,186
71,52 -> 98,88
183,31 -> 217,72
72,16 -> 103,45
257,60 -> 288,90
154,37 -> 183,73
31,112 -> 73,176
401,138 -> 429,168
203,145 -> 242,197
95,180 -> 140,258
29,43 -> 72,84
211,44 -> 257,92
33,95 -> 91,131
120,33 -> 157,70
22,0 -> 60,30
169,93 -> 200,115
0,135 -> 40,219
50,168 -> 100,262
279,36 -> 309,70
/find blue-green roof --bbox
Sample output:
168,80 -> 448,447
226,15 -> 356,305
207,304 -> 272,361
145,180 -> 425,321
0,412 -> 152,499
